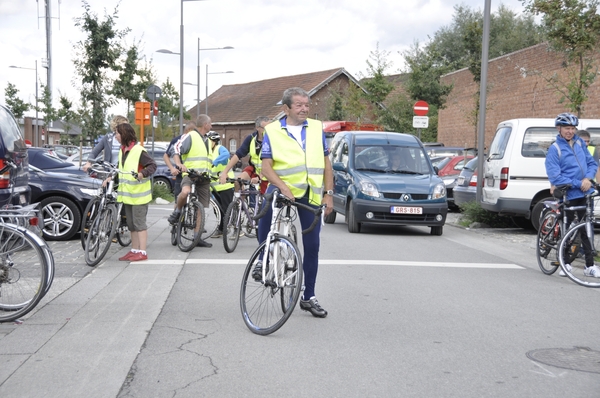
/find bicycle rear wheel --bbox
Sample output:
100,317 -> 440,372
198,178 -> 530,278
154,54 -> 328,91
0,223 -> 48,322
177,200 -> 205,252
85,204 -> 118,266
223,200 -> 241,253
203,197 -> 221,239
80,196 -> 101,250
240,236 -> 303,335
536,212 -> 560,275
558,223 -> 600,287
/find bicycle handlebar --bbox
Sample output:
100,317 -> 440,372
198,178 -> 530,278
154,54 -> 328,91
226,177 -> 252,186
253,188 -> 325,235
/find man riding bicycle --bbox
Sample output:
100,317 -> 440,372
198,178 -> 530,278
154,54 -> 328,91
168,117 -> 213,248
545,112 -> 600,278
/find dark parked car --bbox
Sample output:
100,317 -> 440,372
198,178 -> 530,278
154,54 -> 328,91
453,156 -> 479,208
29,164 -> 101,240
28,147 -> 87,176
0,104 -> 30,207
327,131 -> 447,235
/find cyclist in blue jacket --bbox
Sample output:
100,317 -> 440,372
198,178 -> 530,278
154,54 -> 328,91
545,112 -> 600,278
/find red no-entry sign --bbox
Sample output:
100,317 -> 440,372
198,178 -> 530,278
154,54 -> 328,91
413,100 -> 429,116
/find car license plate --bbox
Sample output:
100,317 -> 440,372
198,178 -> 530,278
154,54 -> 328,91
19,194 -> 27,205
486,178 -> 494,187
391,206 -> 423,214
457,176 -> 465,185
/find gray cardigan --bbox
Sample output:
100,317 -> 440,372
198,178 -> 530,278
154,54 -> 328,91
87,133 -> 116,164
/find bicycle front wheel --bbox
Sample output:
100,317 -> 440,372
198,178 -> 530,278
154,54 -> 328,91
223,200 -> 241,253
177,200 -> 205,252
80,196 -> 101,250
240,236 -> 303,335
558,223 -> 600,287
536,212 -> 560,275
203,197 -> 221,239
0,223 -> 49,322
85,204 -> 118,266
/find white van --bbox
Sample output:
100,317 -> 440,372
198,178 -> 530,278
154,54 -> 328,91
481,118 -> 600,230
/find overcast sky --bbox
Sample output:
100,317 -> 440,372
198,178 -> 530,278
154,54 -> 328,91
0,0 -> 527,117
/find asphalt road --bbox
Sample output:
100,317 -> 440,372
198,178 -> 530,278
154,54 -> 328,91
1,206 -> 598,398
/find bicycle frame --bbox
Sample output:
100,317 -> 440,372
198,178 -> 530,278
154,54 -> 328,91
257,196 -> 297,288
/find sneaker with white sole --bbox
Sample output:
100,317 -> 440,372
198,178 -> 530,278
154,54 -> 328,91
559,263 -> 572,277
583,265 -> 600,278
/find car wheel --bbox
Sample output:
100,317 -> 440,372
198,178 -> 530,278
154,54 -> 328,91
531,197 -> 553,231
324,210 -> 336,224
40,196 -> 81,241
430,225 -> 443,236
153,177 -> 171,192
347,201 -> 361,233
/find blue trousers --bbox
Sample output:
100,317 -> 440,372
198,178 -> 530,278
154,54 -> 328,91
258,186 -> 321,300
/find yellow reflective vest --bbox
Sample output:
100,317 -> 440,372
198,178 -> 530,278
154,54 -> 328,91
182,131 -> 211,177
264,118 -> 325,204
117,145 -> 152,205
210,144 -> 234,191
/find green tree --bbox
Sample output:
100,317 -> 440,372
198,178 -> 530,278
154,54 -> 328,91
156,78 -> 181,138
403,41 -> 453,110
38,84 -> 58,135
4,82 -> 30,119
402,3 -> 543,144
361,44 -> 395,105
73,1 -> 129,139
523,0 -> 600,116
57,94 -> 80,144
112,42 -> 157,115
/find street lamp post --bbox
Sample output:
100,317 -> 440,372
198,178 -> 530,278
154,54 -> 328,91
196,38 -> 233,118
9,61 -> 39,147
205,65 -> 234,114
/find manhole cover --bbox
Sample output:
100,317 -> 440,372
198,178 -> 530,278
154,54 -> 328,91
527,347 -> 600,374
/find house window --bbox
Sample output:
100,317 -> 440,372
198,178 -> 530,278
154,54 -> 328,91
229,139 -> 237,153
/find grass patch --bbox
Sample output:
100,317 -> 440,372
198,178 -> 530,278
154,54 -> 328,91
152,183 -> 174,203
458,201 -> 514,228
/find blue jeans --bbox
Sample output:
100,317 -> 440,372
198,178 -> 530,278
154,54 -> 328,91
257,185 -> 322,300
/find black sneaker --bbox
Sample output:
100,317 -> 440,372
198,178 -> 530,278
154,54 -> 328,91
299,297 -> 327,318
196,239 -> 213,248
168,211 -> 180,224
252,261 -> 263,281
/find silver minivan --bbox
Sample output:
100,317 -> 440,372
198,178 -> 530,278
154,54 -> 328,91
481,118 -> 600,230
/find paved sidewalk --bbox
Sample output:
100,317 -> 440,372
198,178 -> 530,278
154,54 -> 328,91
0,204 -> 185,397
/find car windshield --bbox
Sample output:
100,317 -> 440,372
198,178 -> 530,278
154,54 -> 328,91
354,145 -> 429,174
435,157 -> 452,169
463,157 -> 478,171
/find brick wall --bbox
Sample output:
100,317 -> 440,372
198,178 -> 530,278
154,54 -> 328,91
438,43 -> 600,148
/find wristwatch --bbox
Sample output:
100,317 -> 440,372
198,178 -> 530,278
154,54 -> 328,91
325,190 -> 334,195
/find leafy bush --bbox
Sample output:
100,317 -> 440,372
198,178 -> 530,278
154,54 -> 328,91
152,183 -> 174,203
458,201 -> 514,228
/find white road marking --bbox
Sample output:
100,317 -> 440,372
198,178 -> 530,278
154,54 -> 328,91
184,259 -> 523,269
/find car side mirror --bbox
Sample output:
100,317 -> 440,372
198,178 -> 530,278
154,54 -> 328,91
332,162 -> 347,172
433,166 -> 439,175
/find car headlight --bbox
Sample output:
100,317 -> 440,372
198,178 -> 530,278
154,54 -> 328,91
360,181 -> 380,198
432,183 -> 446,199
80,188 -> 101,197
